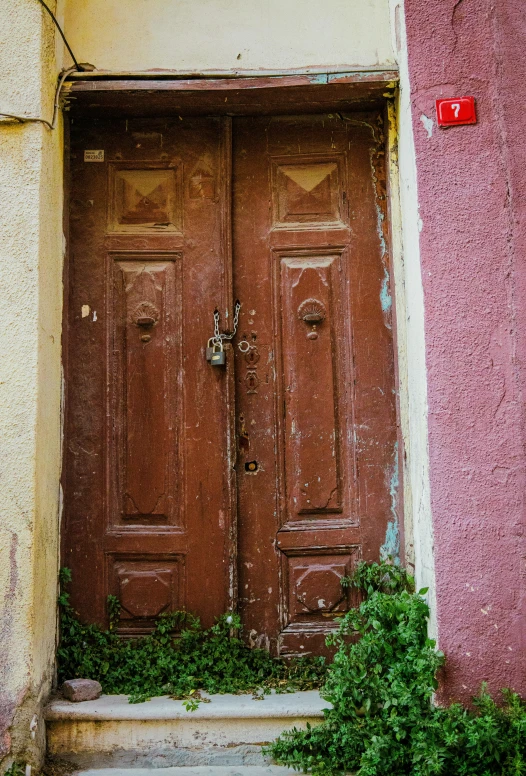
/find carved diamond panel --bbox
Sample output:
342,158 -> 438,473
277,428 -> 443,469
293,565 -> 346,614
272,156 -> 343,228
109,556 -> 183,633
109,163 -> 182,232
289,555 -> 349,618
283,551 -> 362,632
188,159 -> 215,199
119,570 -> 171,618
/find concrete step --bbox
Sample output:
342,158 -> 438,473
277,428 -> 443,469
74,769 -> 297,776
45,691 -> 327,770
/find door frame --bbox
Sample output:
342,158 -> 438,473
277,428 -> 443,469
60,69 -> 407,599
62,69 -> 399,119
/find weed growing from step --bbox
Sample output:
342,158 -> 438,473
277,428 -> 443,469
3,764 -> 24,776
57,569 -> 326,706
269,561 -> 526,775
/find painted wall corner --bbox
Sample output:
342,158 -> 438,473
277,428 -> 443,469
386,0 -> 437,638
0,1 -> 65,771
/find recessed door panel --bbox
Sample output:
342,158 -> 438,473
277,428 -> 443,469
110,256 -> 180,525
276,251 -> 354,522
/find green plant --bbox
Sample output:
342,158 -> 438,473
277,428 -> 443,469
269,560 -> 526,776
4,764 -> 25,776
57,569 -> 326,706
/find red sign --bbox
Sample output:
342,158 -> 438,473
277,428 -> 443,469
436,97 -> 476,127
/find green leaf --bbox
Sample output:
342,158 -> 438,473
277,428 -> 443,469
59,562 -> 526,776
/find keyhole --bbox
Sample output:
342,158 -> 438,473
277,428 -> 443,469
245,348 -> 260,366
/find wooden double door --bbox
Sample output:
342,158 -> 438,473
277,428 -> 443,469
63,113 -> 397,654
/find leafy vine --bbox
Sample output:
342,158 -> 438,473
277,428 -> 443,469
269,561 -> 526,775
57,568 -> 326,707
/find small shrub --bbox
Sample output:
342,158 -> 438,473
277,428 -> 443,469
57,568 -> 326,705
269,560 -> 526,776
4,764 -> 25,776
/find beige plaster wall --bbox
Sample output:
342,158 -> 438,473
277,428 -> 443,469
63,0 -> 395,73
0,1 -> 65,770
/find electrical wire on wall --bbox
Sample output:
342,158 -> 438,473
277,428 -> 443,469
36,0 -> 81,71
0,66 -> 77,129
0,0 -> 94,129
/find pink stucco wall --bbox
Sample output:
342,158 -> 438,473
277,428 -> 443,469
404,0 -> 526,703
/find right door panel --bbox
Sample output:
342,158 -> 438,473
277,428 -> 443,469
233,113 -> 398,655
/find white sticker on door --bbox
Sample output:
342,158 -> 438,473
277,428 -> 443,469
84,150 -> 104,162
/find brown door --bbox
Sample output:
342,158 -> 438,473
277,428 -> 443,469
233,115 -> 397,654
63,112 -> 397,650
64,117 -> 237,633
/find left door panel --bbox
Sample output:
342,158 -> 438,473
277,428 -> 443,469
64,118 -> 234,633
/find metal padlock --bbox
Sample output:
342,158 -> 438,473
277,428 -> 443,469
205,338 -> 215,362
210,340 -> 226,366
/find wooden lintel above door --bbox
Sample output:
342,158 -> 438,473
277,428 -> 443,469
63,69 -> 398,119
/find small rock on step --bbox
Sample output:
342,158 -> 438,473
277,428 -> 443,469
61,679 -> 102,702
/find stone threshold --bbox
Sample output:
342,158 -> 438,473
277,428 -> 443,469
45,690 -> 328,721
45,691 -> 329,768
74,768 -> 298,776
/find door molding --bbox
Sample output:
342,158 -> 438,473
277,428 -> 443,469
62,70 -> 398,119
